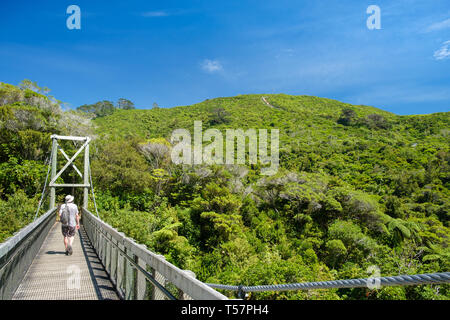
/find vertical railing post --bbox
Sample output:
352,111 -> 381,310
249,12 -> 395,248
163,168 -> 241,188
94,223 -> 99,255
49,137 -> 57,209
102,232 -> 107,265
99,231 -> 104,264
92,226 -> 96,252
178,270 -> 196,300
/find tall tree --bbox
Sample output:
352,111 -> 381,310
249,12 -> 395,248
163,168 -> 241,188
117,98 -> 135,110
77,100 -> 115,118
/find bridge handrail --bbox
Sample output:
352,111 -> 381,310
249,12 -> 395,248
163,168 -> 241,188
0,208 -> 56,300
82,208 -> 227,300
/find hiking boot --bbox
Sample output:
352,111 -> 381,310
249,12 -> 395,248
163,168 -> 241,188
67,245 -> 73,256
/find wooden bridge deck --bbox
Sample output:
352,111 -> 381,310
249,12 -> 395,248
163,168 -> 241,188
12,222 -> 119,300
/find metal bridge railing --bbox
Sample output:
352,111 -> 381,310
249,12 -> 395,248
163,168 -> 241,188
0,208 -> 56,300
82,208 -> 227,300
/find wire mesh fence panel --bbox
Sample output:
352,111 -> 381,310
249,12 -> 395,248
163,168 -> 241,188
110,238 -> 118,288
116,241 -> 125,298
105,234 -> 111,275
135,256 -> 148,300
124,249 -> 136,300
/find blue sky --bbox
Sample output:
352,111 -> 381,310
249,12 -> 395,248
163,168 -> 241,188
0,0 -> 449,115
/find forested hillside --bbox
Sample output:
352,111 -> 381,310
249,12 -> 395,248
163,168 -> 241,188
1,81 -> 449,300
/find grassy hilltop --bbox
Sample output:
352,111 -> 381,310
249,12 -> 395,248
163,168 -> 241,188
1,82 -> 449,299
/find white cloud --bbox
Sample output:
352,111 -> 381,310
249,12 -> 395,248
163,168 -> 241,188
201,59 -> 223,73
141,11 -> 169,17
434,41 -> 450,60
426,18 -> 450,32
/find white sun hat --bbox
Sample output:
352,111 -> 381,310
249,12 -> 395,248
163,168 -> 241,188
65,195 -> 74,203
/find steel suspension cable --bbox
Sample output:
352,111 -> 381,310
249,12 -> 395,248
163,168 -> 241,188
207,272 -> 450,293
33,157 -> 52,221
88,164 -> 100,218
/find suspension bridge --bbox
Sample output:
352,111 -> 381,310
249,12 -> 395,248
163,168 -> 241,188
0,135 -> 449,300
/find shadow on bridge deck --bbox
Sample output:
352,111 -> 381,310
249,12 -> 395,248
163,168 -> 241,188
12,223 -> 119,300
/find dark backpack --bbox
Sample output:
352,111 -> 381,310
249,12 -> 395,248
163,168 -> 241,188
60,204 -> 70,226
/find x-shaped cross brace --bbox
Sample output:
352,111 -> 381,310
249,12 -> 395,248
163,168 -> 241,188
49,136 -> 91,186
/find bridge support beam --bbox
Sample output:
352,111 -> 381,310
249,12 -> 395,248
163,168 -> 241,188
48,135 -> 91,210
83,142 -> 89,209
49,137 -> 58,209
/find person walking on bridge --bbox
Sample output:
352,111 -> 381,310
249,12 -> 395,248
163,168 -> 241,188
59,195 -> 80,256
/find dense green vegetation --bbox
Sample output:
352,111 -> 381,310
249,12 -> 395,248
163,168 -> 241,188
1,81 -> 449,300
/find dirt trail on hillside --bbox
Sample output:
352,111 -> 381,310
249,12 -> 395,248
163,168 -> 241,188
261,96 -> 281,110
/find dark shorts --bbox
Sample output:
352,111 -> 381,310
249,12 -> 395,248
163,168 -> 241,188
61,225 -> 76,237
